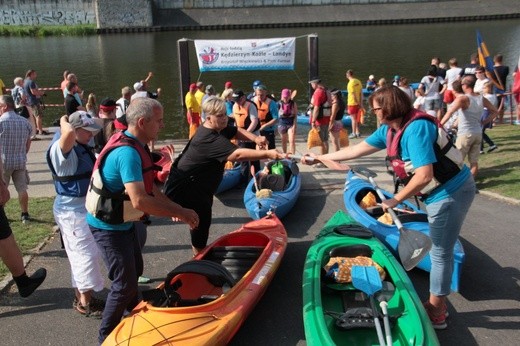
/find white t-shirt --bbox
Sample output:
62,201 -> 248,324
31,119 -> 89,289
445,67 -> 462,90
420,75 -> 445,99
474,78 -> 489,94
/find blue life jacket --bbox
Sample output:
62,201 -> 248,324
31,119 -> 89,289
46,138 -> 96,197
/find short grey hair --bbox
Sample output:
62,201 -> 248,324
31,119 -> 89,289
0,95 -> 15,109
126,97 -> 163,126
202,96 -> 226,117
13,77 -> 23,85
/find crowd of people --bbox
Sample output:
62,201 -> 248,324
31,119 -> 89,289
0,51 -> 518,341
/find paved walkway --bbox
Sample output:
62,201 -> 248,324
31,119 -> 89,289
1,126 -> 520,345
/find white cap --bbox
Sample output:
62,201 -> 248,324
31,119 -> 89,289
133,82 -> 143,91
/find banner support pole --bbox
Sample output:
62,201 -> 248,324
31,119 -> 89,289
177,38 -> 190,110
308,34 -> 319,101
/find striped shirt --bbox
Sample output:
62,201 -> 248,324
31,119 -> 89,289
0,111 -> 32,170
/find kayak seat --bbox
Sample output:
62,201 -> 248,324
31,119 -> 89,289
259,174 -> 285,191
365,205 -> 428,223
206,246 -> 264,282
165,260 -> 236,289
329,244 -> 373,258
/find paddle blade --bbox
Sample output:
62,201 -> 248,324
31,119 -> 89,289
398,227 -> 432,271
351,265 -> 383,296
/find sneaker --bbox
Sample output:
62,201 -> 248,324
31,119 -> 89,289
348,133 -> 356,139
30,136 -> 40,141
313,163 -> 326,168
18,268 -> 47,298
487,145 -> 498,153
38,130 -> 51,135
355,133 -> 361,138
423,302 -> 448,330
21,212 -> 30,225
479,151 -> 484,154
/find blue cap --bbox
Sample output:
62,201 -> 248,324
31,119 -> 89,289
394,75 -> 400,80
252,80 -> 262,87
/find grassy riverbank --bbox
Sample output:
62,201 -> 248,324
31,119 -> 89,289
0,25 -> 97,37
476,123 -> 520,199
0,198 -> 55,278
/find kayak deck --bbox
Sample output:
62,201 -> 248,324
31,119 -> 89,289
303,211 -> 439,346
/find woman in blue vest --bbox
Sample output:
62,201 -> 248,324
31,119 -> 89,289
303,86 -> 476,330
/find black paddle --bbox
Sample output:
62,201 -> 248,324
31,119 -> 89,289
353,166 -> 432,271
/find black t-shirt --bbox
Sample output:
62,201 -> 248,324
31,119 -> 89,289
175,125 -> 238,195
460,63 -> 478,77
494,65 -> 510,89
65,94 -> 80,115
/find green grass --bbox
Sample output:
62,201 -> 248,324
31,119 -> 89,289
0,25 -> 97,37
0,197 -> 55,278
476,123 -> 520,200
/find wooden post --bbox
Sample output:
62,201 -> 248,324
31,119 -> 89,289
177,38 -> 190,109
307,34 -> 319,100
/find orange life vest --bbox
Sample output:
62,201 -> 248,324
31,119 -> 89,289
232,100 -> 258,130
253,96 -> 273,125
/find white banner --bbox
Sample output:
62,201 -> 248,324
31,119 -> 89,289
194,37 -> 296,72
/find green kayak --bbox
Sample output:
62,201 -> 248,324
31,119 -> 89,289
303,210 -> 439,346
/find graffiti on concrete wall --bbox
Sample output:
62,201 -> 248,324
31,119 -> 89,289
0,10 -> 96,26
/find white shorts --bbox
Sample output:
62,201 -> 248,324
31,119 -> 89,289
53,206 -> 104,293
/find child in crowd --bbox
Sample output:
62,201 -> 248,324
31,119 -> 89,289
86,93 -> 98,118
413,88 -> 426,112
366,75 -> 376,92
480,82 -> 498,153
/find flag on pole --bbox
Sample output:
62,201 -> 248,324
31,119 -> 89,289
476,30 -> 504,90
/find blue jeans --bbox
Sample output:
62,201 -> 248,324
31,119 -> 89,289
90,226 -> 143,344
426,175 -> 475,296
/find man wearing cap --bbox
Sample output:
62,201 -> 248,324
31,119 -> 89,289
93,98 -> 118,154
346,70 -> 364,138
247,80 -> 262,100
47,111 -> 105,318
309,78 -> 332,156
252,84 -> 279,149
185,83 -> 201,139
201,84 -> 216,122
224,81 -> 232,90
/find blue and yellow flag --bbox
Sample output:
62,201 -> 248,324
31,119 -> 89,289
476,30 -> 503,90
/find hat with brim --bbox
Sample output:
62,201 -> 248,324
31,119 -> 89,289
69,111 -> 102,133
255,84 -> 267,91
232,89 -> 244,99
309,78 -> 321,84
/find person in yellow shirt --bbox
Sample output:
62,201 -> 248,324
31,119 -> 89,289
0,78 -> 6,95
195,81 -> 205,108
346,70 -> 363,138
185,83 -> 201,138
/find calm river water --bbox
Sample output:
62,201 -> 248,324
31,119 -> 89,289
1,19 -> 519,139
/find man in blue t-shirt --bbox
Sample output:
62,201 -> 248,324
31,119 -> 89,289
86,98 -> 199,344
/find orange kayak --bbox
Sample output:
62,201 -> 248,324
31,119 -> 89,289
103,213 -> 287,346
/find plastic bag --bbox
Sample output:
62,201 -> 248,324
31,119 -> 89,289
188,123 -> 198,139
358,108 -> 366,125
271,161 -> 285,175
307,128 -> 322,149
339,128 -> 350,147
324,256 -> 386,283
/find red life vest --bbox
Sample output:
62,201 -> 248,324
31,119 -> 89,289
386,109 -> 463,196
86,131 -> 156,224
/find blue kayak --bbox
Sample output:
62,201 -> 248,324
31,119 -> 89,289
343,170 -> 465,292
243,159 -> 301,220
215,163 -> 242,194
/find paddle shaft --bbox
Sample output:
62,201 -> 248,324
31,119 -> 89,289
370,296 -> 387,346
250,165 -> 259,192
380,301 -> 393,346
367,177 -> 406,230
